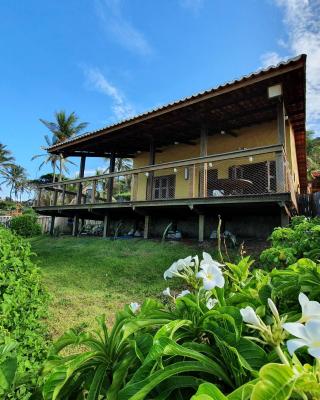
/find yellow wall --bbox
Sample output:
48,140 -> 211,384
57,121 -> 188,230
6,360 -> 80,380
133,120 -> 299,200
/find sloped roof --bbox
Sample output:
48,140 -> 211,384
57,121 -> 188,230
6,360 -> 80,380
46,54 -> 306,151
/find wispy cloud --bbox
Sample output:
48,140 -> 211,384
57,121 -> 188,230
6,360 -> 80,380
260,0 -> 320,130
83,66 -> 135,121
260,51 -> 283,68
95,0 -> 152,55
179,0 -> 205,14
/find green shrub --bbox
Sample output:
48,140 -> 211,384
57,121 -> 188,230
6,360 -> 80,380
260,216 -> 320,269
0,227 -> 49,398
10,214 -> 42,237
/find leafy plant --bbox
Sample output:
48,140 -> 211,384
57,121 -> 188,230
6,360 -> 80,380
0,227 -> 49,398
10,214 -> 42,237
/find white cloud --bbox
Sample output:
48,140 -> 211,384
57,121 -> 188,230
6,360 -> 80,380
261,0 -> 320,130
95,0 -> 152,55
83,67 -> 135,121
260,51 -> 283,68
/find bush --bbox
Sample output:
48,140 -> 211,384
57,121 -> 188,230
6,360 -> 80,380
10,214 -> 42,237
260,216 -> 320,269
0,227 -> 49,398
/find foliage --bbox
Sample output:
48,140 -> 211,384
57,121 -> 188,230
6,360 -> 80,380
11,214 -> 42,237
0,164 -> 28,201
260,216 -> 320,269
0,227 -> 49,398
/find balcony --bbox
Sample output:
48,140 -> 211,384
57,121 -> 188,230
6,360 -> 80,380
34,145 -> 297,211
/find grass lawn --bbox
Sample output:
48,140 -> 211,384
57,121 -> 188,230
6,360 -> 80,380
30,236 -> 210,339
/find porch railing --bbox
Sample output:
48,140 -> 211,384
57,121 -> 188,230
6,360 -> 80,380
34,144 -> 297,207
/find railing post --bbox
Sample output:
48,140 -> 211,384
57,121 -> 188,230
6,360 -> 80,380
53,187 -> 58,206
37,188 -> 42,206
91,180 -> 97,203
131,173 -> 138,201
61,185 -> 66,205
107,153 -> 115,202
199,124 -> 208,197
276,150 -> 285,192
146,140 -> 155,200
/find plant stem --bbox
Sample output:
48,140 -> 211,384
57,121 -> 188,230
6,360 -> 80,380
217,215 -> 224,263
275,345 -> 290,366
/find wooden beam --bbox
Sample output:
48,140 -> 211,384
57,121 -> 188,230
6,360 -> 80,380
77,156 -> 86,205
200,125 -> 208,197
146,140 -> 155,200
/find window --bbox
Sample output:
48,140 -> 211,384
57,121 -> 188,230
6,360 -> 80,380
152,175 -> 175,199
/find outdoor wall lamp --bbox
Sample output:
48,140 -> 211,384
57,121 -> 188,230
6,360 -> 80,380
208,162 -> 213,167
184,167 -> 189,180
145,172 -> 149,177
173,168 -> 178,173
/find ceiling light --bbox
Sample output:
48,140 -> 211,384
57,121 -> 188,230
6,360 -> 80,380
220,130 -> 226,135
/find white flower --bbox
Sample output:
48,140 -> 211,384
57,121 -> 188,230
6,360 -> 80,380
162,287 -> 171,297
283,320 -> 320,358
163,256 -> 193,280
206,298 -> 218,310
196,253 -> 225,290
268,298 -> 280,320
129,302 -> 140,314
240,306 -> 262,327
298,293 -> 320,323
176,289 -> 191,298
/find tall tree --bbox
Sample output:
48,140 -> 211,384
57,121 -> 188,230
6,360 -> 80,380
0,143 -> 15,170
39,111 -> 88,181
32,135 -> 62,182
0,165 -> 27,201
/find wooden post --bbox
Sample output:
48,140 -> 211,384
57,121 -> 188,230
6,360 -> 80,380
144,215 -> 150,239
198,214 -> 205,242
103,215 -> 109,238
53,188 -> 58,206
61,185 -> 66,205
200,125 -> 208,197
146,140 -> 155,200
107,153 -> 116,202
72,216 -> 79,236
77,156 -> 86,204
49,215 -> 55,236
91,180 -> 97,203
276,151 -> 285,192
37,188 -> 42,206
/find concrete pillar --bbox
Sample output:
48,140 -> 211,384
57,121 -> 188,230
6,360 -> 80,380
198,214 -> 205,242
144,215 -> 150,239
103,215 -> 109,238
72,215 -> 79,236
49,215 -> 55,236
280,208 -> 289,227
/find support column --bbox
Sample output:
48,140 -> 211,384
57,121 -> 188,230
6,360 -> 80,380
280,207 -> 289,227
198,214 -> 205,242
144,215 -> 150,239
107,153 -> 116,202
49,215 -> 55,236
146,140 -> 155,200
103,215 -> 109,238
72,215 -> 79,236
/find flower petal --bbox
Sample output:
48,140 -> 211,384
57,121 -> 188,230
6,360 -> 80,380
298,292 -> 309,309
304,320 -> 320,341
308,346 -> 320,358
282,322 -> 306,339
286,338 -> 308,355
214,272 -> 225,288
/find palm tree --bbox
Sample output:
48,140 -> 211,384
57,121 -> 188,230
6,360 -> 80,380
0,165 -> 27,201
39,111 -> 88,181
0,143 -> 15,170
103,157 -> 132,195
32,135 -> 62,182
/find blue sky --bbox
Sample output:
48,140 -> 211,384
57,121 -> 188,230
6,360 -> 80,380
0,0 -> 319,193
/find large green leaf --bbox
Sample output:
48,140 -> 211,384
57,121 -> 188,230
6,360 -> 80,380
251,363 -> 296,400
191,382 -> 227,400
0,355 -> 17,393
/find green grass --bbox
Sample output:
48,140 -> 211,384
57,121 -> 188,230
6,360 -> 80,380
30,236 -> 210,339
